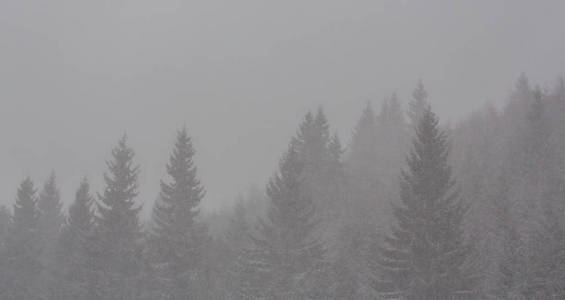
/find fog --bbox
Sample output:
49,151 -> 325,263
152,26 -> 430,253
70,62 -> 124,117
2,1 -> 564,211
2,1 -> 565,299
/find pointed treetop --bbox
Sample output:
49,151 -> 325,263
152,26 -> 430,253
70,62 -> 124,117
357,101 -> 377,130
376,105 -> 476,297
103,134 -> 139,199
152,126 -> 205,238
67,177 -> 94,231
38,172 -> 64,238
262,139 -> 319,247
97,135 -> 141,225
38,172 -> 61,211
409,79 -> 430,126
12,177 -> 39,231
350,101 -> 378,151
328,132 -> 344,161
412,79 -> 428,102
315,106 -> 329,130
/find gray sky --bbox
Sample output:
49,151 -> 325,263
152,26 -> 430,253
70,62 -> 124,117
1,0 -> 564,213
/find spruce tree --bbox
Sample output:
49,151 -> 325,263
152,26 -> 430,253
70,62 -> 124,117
340,102 -> 388,299
226,198 -> 252,299
226,197 -> 251,253
377,94 -> 409,199
408,79 -> 429,127
501,88 -> 565,298
60,178 -> 96,299
346,102 -> 382,223
243,140 -> 325,299
295,108 -> 332,180
1,178 -> 42,299
294,108 -> 344,245
38,173 -> 64,240
149,127 -> 208,300
37,173 -> 64,255
375,107 -> 478,299
525,89 -> 565,298
327,133 -> 347,217
94,135 -> 144,300
65,178 -> 95,251
37,172 -> 65,299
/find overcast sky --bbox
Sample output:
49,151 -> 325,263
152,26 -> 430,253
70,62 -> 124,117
1,0 -> 564,213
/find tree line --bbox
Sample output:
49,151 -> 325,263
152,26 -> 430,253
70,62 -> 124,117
1,75 -> 564,299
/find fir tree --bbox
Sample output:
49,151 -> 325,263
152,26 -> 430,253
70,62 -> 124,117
294,108 -> 344,245
328,133 -> 344,165
60,178 -> 96,299
37,172 -> 65,298
375,107 -> 478,299
408,79 -> 430,127
225,197 -> 251,253
243,140 -> 325,299
349,103 -> 379,163
226,198 -> 252,299
346,102 -> 382,223
94,135 -> 144,300
1,178 -> 42,299
37,173 -> 64,254
500,88 -> 565,298
525,89 -> 565,298
326,132 -> 347,218
66,178 -> 95,249
149,127 -> 208,300
38,173 -> 64,240
295,108 -> 332,178
377,93 -> 409,194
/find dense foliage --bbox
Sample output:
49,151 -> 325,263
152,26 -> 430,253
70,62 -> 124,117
1,75 -> 565,299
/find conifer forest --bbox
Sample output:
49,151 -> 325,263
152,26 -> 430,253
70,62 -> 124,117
2,1 -> 565,299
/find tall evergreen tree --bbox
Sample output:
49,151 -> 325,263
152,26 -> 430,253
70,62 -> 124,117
94,135 -> 144,300
241,140 -> 326,299
408,79 -> 430,127
149,127 -> 208,300
346,102 -> 382,223
65,178 -> 95,251
295,108 -> 332,181
37,172 -> 65,298
499,88 -> 565,298
226,198 -> 252,298
60,177 -> 96,299
339,102 -> 388,299
326,132 -> 348,218
294,108 -> 344,245
375,107 -> 478,299
226,197 -> 251,254
377,93 -> 409,195
38,173 -> 64,239
1,178 -> 42,299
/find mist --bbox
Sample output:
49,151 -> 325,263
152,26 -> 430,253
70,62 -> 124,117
1,1 -> 565,299
2,1 -> 564,211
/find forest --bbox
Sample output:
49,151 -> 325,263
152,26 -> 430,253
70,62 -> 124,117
1,75 -> 565,299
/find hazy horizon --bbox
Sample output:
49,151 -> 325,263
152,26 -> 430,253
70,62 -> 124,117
1,0 -> 564,213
